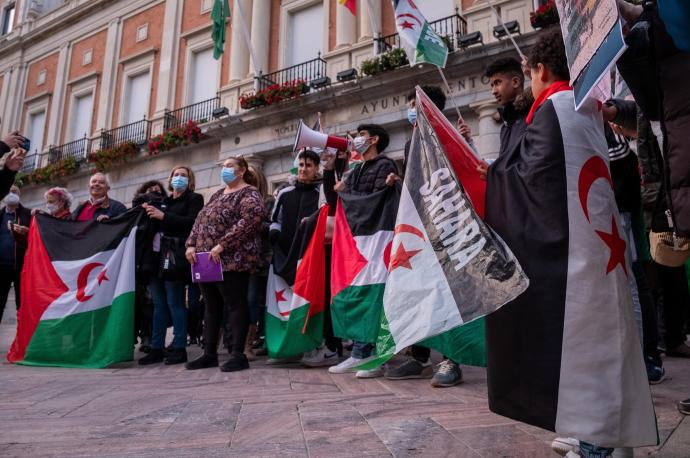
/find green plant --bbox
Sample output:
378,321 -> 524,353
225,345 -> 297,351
87,141 -> 138,172
239,79 -> 308,110
360,56 -> 384,76
148,120 -> 203,155
530,0 -> 559,28
440,35 -> 454,52
360,47 -> 408,77
23,156 -> 80,186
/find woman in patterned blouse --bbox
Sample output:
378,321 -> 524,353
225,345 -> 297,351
184,156 -> 265,372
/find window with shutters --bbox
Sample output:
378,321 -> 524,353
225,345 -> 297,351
123,71 -> 151,124
417,0 -> 456,21
1,3 -> 14,35
69,92 -> 94,142
27,110 -> 46,155
286,2 -> 324,66
188,47 -> 219,104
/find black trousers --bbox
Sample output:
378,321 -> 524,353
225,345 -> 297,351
634,262 -> 661,361
200,271 -> 250,356
655,263 -> 690,349
0,265 -> 20,323
324,247 -> 342,354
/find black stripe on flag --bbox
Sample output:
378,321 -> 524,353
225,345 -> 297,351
339,187 -> 399,237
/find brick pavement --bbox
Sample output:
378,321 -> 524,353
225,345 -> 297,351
0,301 -> 688,457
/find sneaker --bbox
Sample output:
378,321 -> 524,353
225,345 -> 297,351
645,357 -> 666,385
265,355 -> 301,365
301,347 -> 340,367
666,343 -> 690,358
678,398 -> 690,415
164,347 -> 188,365
384,357 -> 433,380
139,336 -> 151,353
356,366 -> 384,378
220,353 -> 249,372
138,348 -> 165,365
551,437 -> 580,457
430,359 -> 463,387
185,353 -> 219,370
328,356 -> 364,374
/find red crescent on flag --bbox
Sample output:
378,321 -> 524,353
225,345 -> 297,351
76,262 -> 104,302
396,13 -> 422,28
394,224 -> 426,241
578,156 -> 612,222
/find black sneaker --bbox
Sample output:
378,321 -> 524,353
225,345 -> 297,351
220,353 -> 249,372
185,353 -> 218,370
384,357 -> 433,380
431,360 -> 463,387
679,398 -> 690,415
138,348 -> 165,365
164,347 -> 188,365
645,356 -> 666,385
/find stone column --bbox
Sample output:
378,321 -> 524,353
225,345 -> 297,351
97,18 -> 122,132
335,0 -> 357,48
229,0 -> 252,82
359,0 -> 381,42
46,44 -> 71,147
154,0 -> 182,115
249,0 -> 270,77
243,153 -> 264,171
470,100 -> 501,161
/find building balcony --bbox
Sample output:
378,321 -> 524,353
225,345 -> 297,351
47,135 -> 91,165
256,55 -> 328,91
164,96 -> 220,131
99,118 -> 151,150
375,12 -> 468,53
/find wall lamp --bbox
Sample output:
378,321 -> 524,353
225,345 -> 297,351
310,76 -> 331,89
212,107 -> 230,118
493,20 -> 520,40
337,68 -> 358,82
457,31 -> 484,49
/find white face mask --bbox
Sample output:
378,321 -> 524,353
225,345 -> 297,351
3,192 -> 20,206
353,136 -> 370,154
46,203 -> 60,214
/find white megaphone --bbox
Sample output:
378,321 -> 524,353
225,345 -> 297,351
293,120 -> 350,152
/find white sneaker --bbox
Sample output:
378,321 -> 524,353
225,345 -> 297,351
301,346 -> 340,367
328,356 -> 363,374
356,366 -> 384,379
551,437 -> 580,456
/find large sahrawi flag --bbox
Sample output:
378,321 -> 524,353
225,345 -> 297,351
8,211 -> 140,368
365,90 -> 529,368
266,206 -> 328,359
485,89 -> 656,447
392,0 -> 448,68
331,188 -> 399,343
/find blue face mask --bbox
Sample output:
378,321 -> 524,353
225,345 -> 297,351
170,176 -> 188,191
407,108 -> 417,125
221,167 -> 236,184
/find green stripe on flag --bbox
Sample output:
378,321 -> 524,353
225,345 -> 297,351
420,318 -> 486,367
416,23 -> 448,68
21,292 -> 135,369
331,284 -> 384,343
266,304 -> 323,359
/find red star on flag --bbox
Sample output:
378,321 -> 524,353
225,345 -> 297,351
595,216 -> 628,276
399,20 -> 415,30
97,268 -> 109,285
389,243 -> 421,272
275,289 -> 287,303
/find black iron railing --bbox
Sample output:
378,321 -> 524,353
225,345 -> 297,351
257,55 -> 327,90
100,118 -> 151,149
48,136 -> 91,164
20,151 -> 41,173
164,96 -> 220,131
375,11 -> 468,53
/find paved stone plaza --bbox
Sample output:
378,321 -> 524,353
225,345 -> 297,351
0,299 -> 688,457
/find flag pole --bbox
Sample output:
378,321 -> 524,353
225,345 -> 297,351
485,0 -> 526,61
436,66 -> 464,123
233,0 -> 261,92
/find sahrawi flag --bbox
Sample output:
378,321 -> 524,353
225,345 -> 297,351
8,211 -> 141,368
266,206 -> 328,359
331,187 -> 399,343
392,0 -> 448,67
360,88 -> 529,369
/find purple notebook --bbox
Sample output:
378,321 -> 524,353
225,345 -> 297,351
191,252 -> 224,283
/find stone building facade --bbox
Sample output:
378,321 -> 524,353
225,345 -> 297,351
0,0 -> 540,207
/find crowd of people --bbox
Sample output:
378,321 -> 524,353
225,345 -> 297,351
0,5 -> 689,456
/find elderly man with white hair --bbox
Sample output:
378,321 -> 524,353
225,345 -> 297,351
71,172 -> 126,222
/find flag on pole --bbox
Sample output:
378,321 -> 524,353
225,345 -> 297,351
331,188 -> 399,343
339,0 -> 357,16
8,211 -> 142,368
392,0 -> 448,68
360,87 -> 529,369
266,206 -> 329,359
211,0 -> 230,59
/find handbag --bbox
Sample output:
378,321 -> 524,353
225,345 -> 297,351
649,230 -> 690,267
159,235 -> 189,280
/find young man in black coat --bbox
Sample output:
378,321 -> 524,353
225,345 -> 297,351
0,186 -> 31,322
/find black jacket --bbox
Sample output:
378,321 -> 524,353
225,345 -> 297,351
1,204 -> 31,271
0,141 -> 16,200
270,182 -> 320,259
497,90 -> 532,158
324,154 -> 398,210
159,190 -> 204,238
71,196 -> 127,221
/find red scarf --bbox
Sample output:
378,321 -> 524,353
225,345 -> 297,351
525,80 -> 572,125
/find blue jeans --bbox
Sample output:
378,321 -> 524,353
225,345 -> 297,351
580,442 -> 614,458
149,278 -> 187,349
352,341 -> 374,359
619,212 -> 643,343
247,274 -> 267,325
